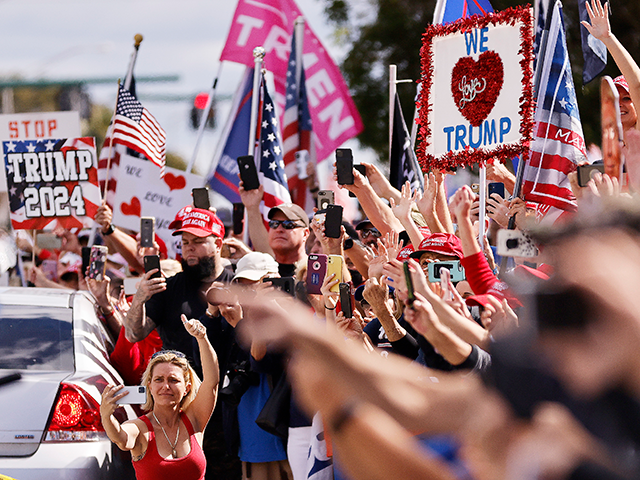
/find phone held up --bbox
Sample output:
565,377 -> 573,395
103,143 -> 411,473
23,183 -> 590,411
262,276 -> 295,295
335,148 -> 354,185
140,217 -> 155,248
339,282 -> 353,318
324,204 -> 343,239
144,254 -> 162,279
403,261 -> 416,308
576,164 -> 605,187
317,190 -> 335,211
237,155 -> 260,191
192,187 -> 211,210
306,254 -> 328,295
427,261 -> 465,283
326,255 -> 343,293
88,245 -> 108,281
118,386 -> 147,405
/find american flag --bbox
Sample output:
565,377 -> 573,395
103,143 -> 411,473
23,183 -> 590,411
259,80 -> 292,220
282,29 -> 313,211
112,85 -> 166,176
4,137 -> 101,231
522,0 -> 586,213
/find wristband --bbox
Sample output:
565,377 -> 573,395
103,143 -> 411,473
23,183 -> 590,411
324,304 -> 336,310
102,224 -> 116,236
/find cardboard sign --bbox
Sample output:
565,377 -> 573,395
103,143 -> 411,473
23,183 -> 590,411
0,112 -> 81,192
3,137 -> 100,231
418,7 -> 534,170
112,154 -> 205,258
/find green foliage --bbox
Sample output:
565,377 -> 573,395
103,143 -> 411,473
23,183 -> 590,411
321,0 -> 640,161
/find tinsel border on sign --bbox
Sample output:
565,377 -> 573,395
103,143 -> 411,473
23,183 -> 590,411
416,6 -> 534,171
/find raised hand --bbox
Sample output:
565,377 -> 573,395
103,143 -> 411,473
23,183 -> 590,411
581,0 -> 611,42
449,185 -> 475,224
181,314 -> 207,339
133,269 -> 166,303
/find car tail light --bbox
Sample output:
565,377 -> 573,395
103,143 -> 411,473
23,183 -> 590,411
45,383 -> 105,442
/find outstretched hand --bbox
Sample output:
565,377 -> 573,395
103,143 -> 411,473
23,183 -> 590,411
182,314 -> 207,339
581,0 -> 611,42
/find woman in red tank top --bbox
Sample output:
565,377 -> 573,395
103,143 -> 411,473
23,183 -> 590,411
100,314 -> 219,480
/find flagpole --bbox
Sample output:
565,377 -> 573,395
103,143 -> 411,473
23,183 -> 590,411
188,64 -> 223,174
295,18 -> 304,91
248,47 -> 265,156
102,79 -> 122,200
389,65 -> 397,162
478,165 -> 487,252
124,34 -> 143,91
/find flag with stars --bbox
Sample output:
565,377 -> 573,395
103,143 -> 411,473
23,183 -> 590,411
282,29 -> 314,211
259,80 -> 292,217
522,0 -> 586,213
112,84 -> 166,176
4,137 -> 101,231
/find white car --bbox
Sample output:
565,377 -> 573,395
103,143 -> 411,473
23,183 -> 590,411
0,287 -> 137,480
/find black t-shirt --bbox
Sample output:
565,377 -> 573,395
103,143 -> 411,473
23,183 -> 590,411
145,266 -> 234,364
278,263 -> 297,278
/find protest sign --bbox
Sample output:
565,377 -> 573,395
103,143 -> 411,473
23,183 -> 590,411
112,154 -> 204,258
3,137 -> 100,231
0,111 -> 81,191
417,7 -> 534,171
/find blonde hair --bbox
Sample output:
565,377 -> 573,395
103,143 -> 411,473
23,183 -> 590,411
140,351 -> 201,412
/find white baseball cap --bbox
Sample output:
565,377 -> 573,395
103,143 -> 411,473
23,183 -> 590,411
233,252 -> 279,282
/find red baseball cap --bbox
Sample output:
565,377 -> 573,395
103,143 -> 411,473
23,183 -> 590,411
172,208 -> 225,238
614,75 -> 629,94
410,233 -> 463,260
465,294 -> 495,309
168,205 -> 194,230
396,245 -> 415,262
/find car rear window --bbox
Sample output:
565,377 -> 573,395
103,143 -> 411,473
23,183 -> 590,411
0,305 -> 73,371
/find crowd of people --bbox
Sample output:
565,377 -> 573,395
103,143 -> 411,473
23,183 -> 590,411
9,1 -> 640,479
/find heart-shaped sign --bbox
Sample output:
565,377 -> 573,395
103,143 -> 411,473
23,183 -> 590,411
451,51 -> 504,127
164,172 -> 186,192
121,196 -> 141,217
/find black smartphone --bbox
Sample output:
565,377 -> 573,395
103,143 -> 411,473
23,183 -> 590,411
324,204 -> 343,239
237,155 -> 260,190
192,187 -> 211,210
81,246 -> 91,277
140,217 -> 155,248
577,164 -> 605,187
263,276 -> 295,295
144,254 -> 162,279
232,203 -> 245,236
403,261 -> 416,307
487,182 -> 505,199
339,282 -> 353,318
335,148 -> 354,185
317,190 -> 335,211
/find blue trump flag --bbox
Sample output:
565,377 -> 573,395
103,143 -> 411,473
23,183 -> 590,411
578,0 -> 607,85
208,69 -> 253,204
434,0 -> 494,25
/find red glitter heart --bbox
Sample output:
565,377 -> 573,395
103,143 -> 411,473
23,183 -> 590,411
163,172 -> 186,192
451,50 -> 504,127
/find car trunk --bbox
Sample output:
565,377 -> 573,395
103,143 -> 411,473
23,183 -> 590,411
0,371 -> 70,456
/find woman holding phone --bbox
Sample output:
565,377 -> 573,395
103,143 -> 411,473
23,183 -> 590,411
100,314 -> 219,480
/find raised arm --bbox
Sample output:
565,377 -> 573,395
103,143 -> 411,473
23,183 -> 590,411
181,315 -> 219,432
123,270 -> 165,343
95,202 -> 144,274
239,182 -> 274,256
100,384 -> 144,451
390,181 -> 426,249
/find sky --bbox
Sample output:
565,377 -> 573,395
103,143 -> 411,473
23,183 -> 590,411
0,0 -> 372,180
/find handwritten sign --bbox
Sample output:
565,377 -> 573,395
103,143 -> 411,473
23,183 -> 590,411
418,7 -> 534,170
3,137 -> 100,230
112,154 -> 204,258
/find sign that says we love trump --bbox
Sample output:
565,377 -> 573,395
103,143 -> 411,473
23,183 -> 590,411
417,7 -> 534,171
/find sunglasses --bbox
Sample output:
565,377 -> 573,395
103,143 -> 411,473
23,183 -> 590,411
151,349 -> 186,360
360,228 -> 381,239
268,219 -> 303,230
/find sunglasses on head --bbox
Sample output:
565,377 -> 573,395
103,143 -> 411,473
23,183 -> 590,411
269,219 -> 303,230
151,349 -> 186,360
360,228 -> 381,239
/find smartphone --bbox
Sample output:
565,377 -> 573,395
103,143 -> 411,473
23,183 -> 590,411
339,282 -> 353,318
577,164 -> 605,187
124,277 -> 139,295
263,276 -> 295,295
306,254 -> 328,295
427,260 -> 465,283
88,245 -> 108,280
295,150 -> 309,180
326,255 -> 343,293
496,229 -> 539,258
36,233 -> 62,251
232,203 -> 245,236
317,190 -> 335,211
117,385 -> 147,405
237,155 -> 260,190
488,182 -> 505,199
192,187 -> 211,210
324,204 -> 343,239
41,259 -> 58,281
471,183 -> 480,195
140,217 -> 155,248
335,148 -> 354,185
144,254 -> 162,279
81,246 -> 91,276
403,261 -> 416,307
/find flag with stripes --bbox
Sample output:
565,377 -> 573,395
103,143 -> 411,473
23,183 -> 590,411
282,29 -> 314,211
522,0 -> 586,212
259,80 -> 292,219
4,137 -> 100,230
434,0 -> 493,24
112,85 -> 166,176
207,68 -> 253,204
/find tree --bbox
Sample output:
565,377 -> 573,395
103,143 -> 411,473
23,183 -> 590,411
322,0 -> 640,161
